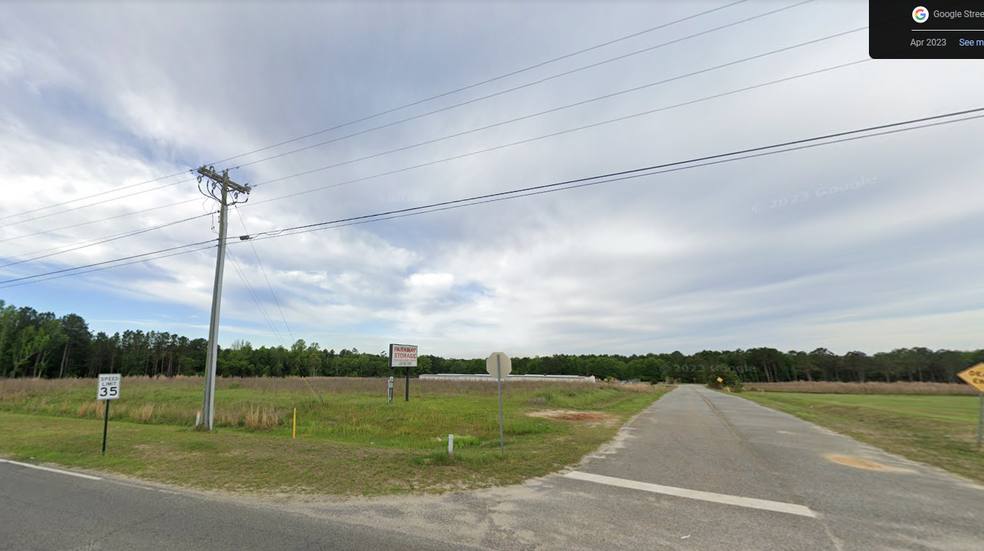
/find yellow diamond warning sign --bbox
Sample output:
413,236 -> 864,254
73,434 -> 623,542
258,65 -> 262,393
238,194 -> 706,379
956,363 -> 984,393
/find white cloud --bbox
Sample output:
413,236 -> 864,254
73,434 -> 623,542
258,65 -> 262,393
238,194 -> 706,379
0,1 -> 981,357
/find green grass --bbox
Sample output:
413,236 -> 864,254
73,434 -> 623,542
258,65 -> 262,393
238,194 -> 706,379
0,377 -> 666,495
739,391 -> 984,483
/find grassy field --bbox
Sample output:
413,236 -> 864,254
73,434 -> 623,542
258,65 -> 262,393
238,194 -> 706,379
744,381 -> 976,395
0,377 -> 667,495
739,389 -> 984,483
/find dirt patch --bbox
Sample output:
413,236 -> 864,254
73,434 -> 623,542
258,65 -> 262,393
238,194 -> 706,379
527,410 -> 617,427
825,454 -> 912,473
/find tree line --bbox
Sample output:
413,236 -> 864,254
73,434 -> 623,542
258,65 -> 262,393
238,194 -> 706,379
1,299 -> 980,384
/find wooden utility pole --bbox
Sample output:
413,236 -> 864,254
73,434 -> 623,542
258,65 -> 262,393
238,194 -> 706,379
195,166 -> 250,431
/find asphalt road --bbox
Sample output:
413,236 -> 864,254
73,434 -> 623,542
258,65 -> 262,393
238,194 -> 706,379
0,460 -> 479,551
3,385 -> 983,550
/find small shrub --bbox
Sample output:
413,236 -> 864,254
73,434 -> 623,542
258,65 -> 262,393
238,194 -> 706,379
705,366 -> 744,392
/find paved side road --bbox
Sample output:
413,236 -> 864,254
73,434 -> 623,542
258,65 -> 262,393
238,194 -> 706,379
3,386 -> 983,550
0,461 -> 480,551
289,385 -> 984,550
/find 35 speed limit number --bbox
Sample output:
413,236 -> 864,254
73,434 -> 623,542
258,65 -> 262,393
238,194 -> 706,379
97,373 -> 121,400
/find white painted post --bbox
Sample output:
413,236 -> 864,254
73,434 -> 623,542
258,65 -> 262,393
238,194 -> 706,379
448,434 -> 454,456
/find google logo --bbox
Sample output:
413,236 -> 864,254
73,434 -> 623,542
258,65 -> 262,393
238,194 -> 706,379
912,6 -> 929,23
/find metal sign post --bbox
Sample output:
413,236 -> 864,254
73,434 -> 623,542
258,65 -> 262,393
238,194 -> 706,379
979,393 -> 983,450
497,357 -> 504,454
956,364 -> 984,449
486,352 -> 512,454
388,343 -> 418,403
97,374 -> 121,454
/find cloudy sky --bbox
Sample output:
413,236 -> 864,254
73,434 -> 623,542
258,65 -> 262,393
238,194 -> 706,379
0,0 -> 981,358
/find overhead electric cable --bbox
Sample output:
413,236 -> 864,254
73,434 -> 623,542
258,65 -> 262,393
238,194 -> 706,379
0,244 -> 217,290
251,111 -> 984,239
0,1 -> 750,224
239,1 -> 818,173
234,206 -> 295,343
0,239 -> 216,286
226,248 -> 287,347
0,177 -> 199,231
240,107 -> 984,239
0,21 -> 849,239
4,106 -> 979,289
0,212 -> 215,270
328,112 -> 984,232
0,199 -> 206,246
0,173 -> 195,224
206,0 -> 754,168
242,55 -> 871,207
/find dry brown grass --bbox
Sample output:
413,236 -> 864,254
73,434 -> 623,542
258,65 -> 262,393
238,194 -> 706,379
76,402 -> 100,418
136,403 -> 155,423
744,381 -> 976,395
1,375 -> 660,397
0,375 -> 662,431
257,376 -> 656,397
0,378 -> 90,390
217,403 -> 285,430
599,382 -> 666,393
527,409 -> 618,427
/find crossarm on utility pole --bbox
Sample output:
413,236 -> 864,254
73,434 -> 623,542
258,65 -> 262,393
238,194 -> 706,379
197,166 -> 250,195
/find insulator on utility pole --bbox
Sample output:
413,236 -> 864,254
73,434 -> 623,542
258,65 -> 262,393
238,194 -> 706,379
195,165 -> 250,431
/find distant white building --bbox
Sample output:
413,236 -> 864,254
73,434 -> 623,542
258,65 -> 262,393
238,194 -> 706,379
420,373 -> 596,383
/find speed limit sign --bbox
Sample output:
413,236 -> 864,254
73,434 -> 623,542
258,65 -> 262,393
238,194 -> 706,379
97,373 -> 121,401
97,374 -> 121,455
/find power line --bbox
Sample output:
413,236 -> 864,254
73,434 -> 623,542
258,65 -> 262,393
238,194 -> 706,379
239,1 -> 817,174
0,24 -> 853,243
0,212 -> 214,270
245,108 -> 984,241
0,1 -> 750,225
248,111 -> 984,240
0,199 -> 204,246
4,107 -> 979,289
0,177 -> 199,232
339,112 -> 984,231
0,239 -> 216,286
238,107 -> 984,239
234,206 -> 295,343
0,2 -> 823,240
206,0 -> 753,168
0,172 -> 194,224
241,55 -> 871,208
226,248 -> 287,348
0,244 -> 217,290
